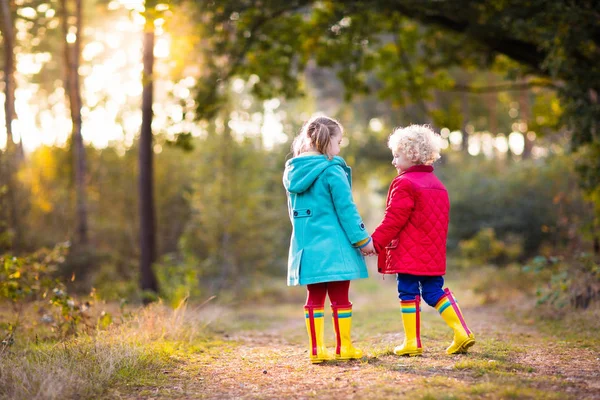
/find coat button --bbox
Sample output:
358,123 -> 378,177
293,211 -> 298,216
306,210 -> 311,215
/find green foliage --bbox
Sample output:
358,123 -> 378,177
0,244 -> 109,348
459,228 -> 523,268
193,0 -> 599,136
154,253 -> 201,308
441,153 -> 590,256
193,1 -> 308,119
0,244 -> 68,304
574,142 -> 600,229
13,117 -> 293,299
179,123 -> 291,292
523,253 -> 600,309
192,0 -> 600,221
92,262 -> 139,302
15,141 -> 197,287
0,184 -> 11,250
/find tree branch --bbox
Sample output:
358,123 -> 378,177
390,5 -> 547,73
394,32 -> 430,115
222,1 -> 311,82
449,80 -> 559,93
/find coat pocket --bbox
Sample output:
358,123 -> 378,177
386,239 -> 399,249
292,208 -> 313,218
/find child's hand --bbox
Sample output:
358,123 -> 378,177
360,241 -> 376,256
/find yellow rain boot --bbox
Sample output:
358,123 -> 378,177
435,288 -> 476,355
331,303 -> 363,360
394,295 -> 423,356
304,305 -> 333,363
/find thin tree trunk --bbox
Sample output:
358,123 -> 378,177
0,149 -> 7,252
72,0 -> 87,245
487,73 -> 506,165
591,88 -> 599,258
217,118 -> 236,290
0,0 -> 22,251
521,78 -> 533,159
460,75 -> 470,153
61,0 -> 88,245
433,90 -> 446,165
1,0 -> 14,150
487,73 -> 498,135
139,1 -> 159,296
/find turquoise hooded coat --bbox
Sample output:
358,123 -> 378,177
283,155 -> 369,286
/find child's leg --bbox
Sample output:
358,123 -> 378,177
396,273 -> 421,300
430,283 -> 476,355
306,282 -> 328,306
304,283 -> 331,363
394,274 -> 423,356
328,280 -> 362,360
419,276 -> 446,307
325,280 -> 349,305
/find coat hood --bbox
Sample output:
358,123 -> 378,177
283,155 -> 348,194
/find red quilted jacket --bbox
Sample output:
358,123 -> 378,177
371,165 -> 449,275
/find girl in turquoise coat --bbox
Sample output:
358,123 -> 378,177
283,115 -> 375,363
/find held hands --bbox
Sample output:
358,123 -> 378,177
360,240 -> 377,256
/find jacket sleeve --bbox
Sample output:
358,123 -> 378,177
371,178 -> 415,253
325,165 -> 370,245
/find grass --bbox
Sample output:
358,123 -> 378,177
0,301 -> 224,400
1,270 -> 599,399
529,305 -> 600,350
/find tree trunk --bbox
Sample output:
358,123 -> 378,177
216,118 -> 236,290
61,0 -> 88,246
460,75 -> 470,153
521,78 -> 533,159
0,0 -> 22,251
487,73 -> 498,136
1,0 -> 14,150
72,0 -> 87,245
139,2 -> 159,296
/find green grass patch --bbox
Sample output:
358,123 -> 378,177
404,375 -> 569,400
453,358 -> 534,377
532,306 -> 600,350
0,302 -> 223,400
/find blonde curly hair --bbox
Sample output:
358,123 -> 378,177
388,124 -> 441,165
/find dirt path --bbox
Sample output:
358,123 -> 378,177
114,279 -> 600,399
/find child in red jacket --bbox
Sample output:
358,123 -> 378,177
368,125 -> 475,356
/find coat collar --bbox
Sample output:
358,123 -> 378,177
398,164 -> 434,177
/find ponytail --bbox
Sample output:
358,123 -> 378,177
291,115 -> 343,158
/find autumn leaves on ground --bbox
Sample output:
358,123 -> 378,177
1,271 -> 599,400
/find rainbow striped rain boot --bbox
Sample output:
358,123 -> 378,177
304,305 -> 333,363
393,295 -> 423,356
331,303 -> 363,360
435,288 -> 476,355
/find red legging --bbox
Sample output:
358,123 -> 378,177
305,280 -> 350,307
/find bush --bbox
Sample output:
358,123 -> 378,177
0,244 -> 108,348
154,253 -> 202,308
458,228 -> 523,268
523,253 -> 600,309
179,133 -> 291,291
441,154 -> 590,257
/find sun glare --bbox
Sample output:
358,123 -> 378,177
0,1 -> 174,152
0,0 -> 286,153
